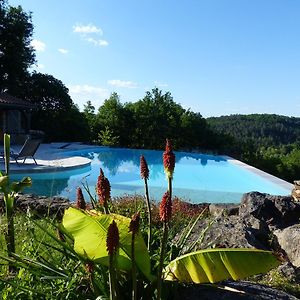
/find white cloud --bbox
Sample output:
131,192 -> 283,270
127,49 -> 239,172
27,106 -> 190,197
31,39 -> 46,52
58,48 -> 69,54
86,37 -> 109,47
108,79 -> 138,89
73,24 -> 103,35
68,84 -> 109,110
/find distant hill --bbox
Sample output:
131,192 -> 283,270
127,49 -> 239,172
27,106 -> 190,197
207,114 -> 300,148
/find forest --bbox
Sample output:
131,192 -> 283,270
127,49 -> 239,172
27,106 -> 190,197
0,0 -> 299,183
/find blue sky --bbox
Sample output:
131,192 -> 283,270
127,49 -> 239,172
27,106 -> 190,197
10,0 -> 300,117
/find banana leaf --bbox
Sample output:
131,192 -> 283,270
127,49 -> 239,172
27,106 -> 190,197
62,207 -> 152,280
164,248 -> 281,284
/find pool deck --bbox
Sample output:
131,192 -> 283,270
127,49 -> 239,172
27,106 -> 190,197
0,142 -> 95,174
222,155 -> 293,191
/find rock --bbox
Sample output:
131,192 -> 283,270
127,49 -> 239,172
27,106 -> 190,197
0,193 -> 71,218
209,203 -> 239,217
171,280 -> 298,300
277,262 -> 300,282
274,224 -> 300,268
292,180 -> 300,202
239,192 -> 300,228
182,215 -> 271,252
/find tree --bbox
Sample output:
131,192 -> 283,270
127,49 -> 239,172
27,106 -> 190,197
25,72 -> 73,111
83,100 -> 97,141
96,93 -> 133,146
25,72 -> 89,141
0,0 -> 35,96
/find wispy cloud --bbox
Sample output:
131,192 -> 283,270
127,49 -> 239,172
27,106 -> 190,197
73,24 -> 103,34
108,79 -> 138,89
31,39 -> 46,52
68,84 -> 109,110
73,23 -> 108,48
86,37 -> 109,47
58,48 -> 69,54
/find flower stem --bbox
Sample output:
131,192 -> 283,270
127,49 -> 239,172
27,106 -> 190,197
157,222 -> 168,300
131,233 -> 137,300
168,177 -> 172,200
109,254 -> 117,300
144,178 -> 152,250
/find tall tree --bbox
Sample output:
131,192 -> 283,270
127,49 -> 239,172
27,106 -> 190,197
97,93 -> 133,146
25,72 -> 89,141
0,0 -> 35,96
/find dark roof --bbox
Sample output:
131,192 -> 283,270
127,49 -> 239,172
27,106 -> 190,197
0,93 -> 36,110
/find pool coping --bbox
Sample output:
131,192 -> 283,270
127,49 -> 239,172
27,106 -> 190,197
222,155 -> 293,191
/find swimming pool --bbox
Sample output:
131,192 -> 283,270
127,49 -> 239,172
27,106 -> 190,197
12,147 -> 292,204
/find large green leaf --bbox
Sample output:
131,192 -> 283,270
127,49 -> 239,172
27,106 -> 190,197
164,248 -> 281,284
62,207 -> 152,280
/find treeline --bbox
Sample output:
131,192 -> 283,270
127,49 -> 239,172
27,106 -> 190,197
207,114 -> 300,148
83,89 -> 220,150
207,114 -> 300,182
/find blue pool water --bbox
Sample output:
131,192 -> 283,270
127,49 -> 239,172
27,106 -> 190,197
12,147 -> 291,204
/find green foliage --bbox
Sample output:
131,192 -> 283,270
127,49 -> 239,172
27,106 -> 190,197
207,114 -> 300,150
24,73 -> 90,142
98,126 -> 120,146
0,0 -> 35,95
0,133 -> 32,272
91,88 -> 211,150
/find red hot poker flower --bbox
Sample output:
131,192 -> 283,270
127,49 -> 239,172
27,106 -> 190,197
76,187 -> 86,210
140,155 -> 149,180
129,212 -> 140,234
97,168 -> 111,205
106,220 -> 119,255
159,191 -> 172,222
163,139 -> 175,179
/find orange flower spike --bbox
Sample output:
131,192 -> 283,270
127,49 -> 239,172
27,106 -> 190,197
129,212 -> 140,234
140,155 -> 149,180
76,187 -> 86,210
163,139 -> 175,179
159,191 -> 172,222
106,220 -> 119,256
97,168 -> 111,205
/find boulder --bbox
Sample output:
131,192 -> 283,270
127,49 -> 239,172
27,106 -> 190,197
239,192 -> 300,228
292,180 -> 300,202
181,215 -> 271,253
274,224 -> 300,268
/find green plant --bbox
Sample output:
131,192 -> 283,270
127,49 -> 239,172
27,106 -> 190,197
0,134 -> 31,272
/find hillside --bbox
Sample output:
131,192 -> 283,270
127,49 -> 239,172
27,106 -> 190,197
207,114 -> 300,148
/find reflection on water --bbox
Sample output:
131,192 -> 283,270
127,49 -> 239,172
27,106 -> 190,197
9,147 -> 291,203
10,166 -> 92,199
97,148 -> 225,175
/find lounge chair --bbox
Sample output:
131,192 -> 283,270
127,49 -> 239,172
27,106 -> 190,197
11,139 -> 41,165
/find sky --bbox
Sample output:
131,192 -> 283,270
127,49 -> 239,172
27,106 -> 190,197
9,0 -> 300,117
